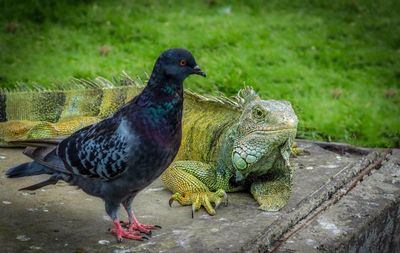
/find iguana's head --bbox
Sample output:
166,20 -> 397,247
231,87 -> 298,181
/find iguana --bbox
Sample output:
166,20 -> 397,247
0,74 -> 298,215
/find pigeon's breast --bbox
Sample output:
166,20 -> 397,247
123,139 -> 180,191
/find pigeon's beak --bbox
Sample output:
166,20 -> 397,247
192,65 -> 206,77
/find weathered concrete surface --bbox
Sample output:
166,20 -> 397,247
276,149 -> 400,253
0,141 -> 398,253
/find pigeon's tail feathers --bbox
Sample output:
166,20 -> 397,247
6,162 -> 49,178
19,176 -> 60,191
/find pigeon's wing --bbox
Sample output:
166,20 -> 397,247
57,118 -> 137,180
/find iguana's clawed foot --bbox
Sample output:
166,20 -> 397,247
169,189 -> 228,217
290,142 -> 308,157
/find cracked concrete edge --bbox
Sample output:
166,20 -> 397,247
296,139 -> 373,156
277,149 -> 400,253
332,190 -> 400,253
332,150 -> 400,253
241,146 -> 391,253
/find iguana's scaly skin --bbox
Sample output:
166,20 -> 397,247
0,75 -> 298,215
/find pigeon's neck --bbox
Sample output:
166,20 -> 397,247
132,75 -> 184,129
143,74 -> 184,103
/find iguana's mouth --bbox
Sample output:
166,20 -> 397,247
248,127 -> 297,135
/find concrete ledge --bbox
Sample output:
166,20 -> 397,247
275,149 -> 400,253
0,141 -> 398,253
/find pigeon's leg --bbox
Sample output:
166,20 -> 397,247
105,201 -> 145,242
122,197 -> 161,235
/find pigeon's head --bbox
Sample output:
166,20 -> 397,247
155,48 -> 206,82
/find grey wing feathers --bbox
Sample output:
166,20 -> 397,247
57,118 -> 135,180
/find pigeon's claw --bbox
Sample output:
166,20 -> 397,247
128,222 -> 160,235
110,220 -> 144,242
121,212 -> 162,235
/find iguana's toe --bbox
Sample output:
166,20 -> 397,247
214,189 -> 228,208
259,203 -> 284,212
168,190 -> 228,217
290,142 -> 309,156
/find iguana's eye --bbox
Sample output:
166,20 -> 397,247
252,107 -> 265,119
179,59 -> 187,66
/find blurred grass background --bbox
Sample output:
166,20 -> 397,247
0,0 -> 399,147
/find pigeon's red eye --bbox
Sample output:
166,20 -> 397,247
179,59 -> 187,66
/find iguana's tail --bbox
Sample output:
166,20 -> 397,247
6,161 -> 49,178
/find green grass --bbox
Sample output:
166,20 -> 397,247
0,0 -> 399,147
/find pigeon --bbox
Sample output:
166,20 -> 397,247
6,48 -> 206,241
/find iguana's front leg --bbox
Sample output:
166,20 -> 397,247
161,161 -> 229,217
251,158 -> 294,212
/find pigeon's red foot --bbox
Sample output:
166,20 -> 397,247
120,212 -> 162,235
128,221 -> 161,235
121,220 -> 161,235
110,220 -> 148,242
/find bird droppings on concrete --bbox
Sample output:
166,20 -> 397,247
144,187 -> 165,193
178,238 -> 190,249
318,217 -> 342,235
305,238 -> 316,246
367,201 -> 380,207
112,248 -> 131,253
199,214 -> 212,220
172,229 -> 184,235
98,240 -> 110,245
16,235 -> 31,241
210,228 -> 219,233
321,164 -> 338,169
2,200 -> 11,204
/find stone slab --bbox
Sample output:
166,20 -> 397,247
276,149 -> 400,253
